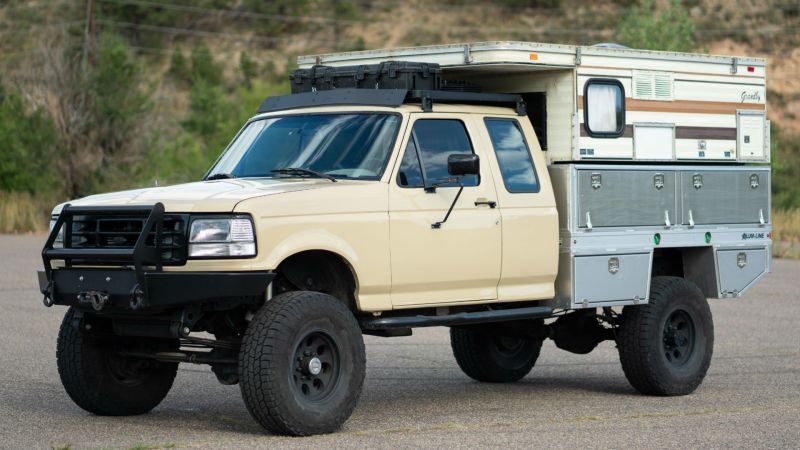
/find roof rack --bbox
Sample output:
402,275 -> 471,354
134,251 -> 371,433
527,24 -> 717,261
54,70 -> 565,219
257,89 -> 526,116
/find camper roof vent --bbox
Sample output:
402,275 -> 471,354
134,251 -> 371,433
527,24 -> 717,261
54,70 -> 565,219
633,70 -> 674,101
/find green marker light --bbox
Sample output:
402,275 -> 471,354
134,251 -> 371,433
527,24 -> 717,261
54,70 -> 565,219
704,232 -> 712,244
654,233 -> 661,245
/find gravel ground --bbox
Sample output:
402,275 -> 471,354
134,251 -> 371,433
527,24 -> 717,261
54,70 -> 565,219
0,234 -> 798,449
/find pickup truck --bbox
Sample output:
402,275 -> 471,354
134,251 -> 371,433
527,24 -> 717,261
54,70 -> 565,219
39,44 -> 772,436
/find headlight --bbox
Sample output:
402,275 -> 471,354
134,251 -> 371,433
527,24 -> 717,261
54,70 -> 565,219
49,216 -> 64,248
188,216 -> 256,258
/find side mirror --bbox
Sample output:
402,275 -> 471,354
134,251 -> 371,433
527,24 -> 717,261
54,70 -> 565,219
447,153 -> 479,177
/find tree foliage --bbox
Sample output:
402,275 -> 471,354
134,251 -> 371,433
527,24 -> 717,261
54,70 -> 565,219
771,124 -> 800,210
616,0 -> 695,52
0,85 -> 59,193
89,35 -> 151,159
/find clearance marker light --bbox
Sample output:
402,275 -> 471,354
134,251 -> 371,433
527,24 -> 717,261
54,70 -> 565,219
747,66 -> 755,72
529,53 -> 539,61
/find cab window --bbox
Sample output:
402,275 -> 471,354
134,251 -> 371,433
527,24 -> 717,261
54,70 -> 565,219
484,118 -> 539,193
397,119 -> 478,188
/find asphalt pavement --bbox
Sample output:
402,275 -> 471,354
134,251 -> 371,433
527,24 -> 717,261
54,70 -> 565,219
0,234 -> 798,449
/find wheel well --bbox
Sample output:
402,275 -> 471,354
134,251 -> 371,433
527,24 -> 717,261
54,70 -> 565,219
652,248 -> 685,278
273,250 -> 358,311
652,247 -> 718,298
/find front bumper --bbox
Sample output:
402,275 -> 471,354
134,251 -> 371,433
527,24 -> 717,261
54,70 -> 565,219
38,269 -> 274,312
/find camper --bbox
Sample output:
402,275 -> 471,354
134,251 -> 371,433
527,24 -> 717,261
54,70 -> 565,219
39,42 -> 771,436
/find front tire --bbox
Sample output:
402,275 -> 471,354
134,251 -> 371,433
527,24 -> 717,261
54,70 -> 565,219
618,276 -> 714,396
56,308 -> 179,415
238,291 -> 366,436
450,323 -> 543,383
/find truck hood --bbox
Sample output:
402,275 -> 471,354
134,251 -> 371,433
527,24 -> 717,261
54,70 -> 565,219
53,178 -> 341,214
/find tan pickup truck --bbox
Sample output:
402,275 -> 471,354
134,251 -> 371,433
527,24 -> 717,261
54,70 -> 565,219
39,44 -> 772,436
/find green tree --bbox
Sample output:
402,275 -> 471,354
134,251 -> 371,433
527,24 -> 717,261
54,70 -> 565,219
89,35 -> 151,157
239,51 -> 258,89
181,80 -> 236,160
616,0 -> 695,52
771,124 -> 800,209
0,84 -> 59,193
31,33 -> 154,197
190,44 -> 223,86
242,0 -> 311,36
168,48 -> 191,85
97,0 -> 237,47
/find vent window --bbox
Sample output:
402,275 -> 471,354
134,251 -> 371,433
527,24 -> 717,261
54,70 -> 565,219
633,71 -> 674,101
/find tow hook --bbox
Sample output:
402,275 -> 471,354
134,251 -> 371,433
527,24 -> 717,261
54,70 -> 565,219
77,291 -> 111,311
129,285 -> 146,311
42,281 -> 55,307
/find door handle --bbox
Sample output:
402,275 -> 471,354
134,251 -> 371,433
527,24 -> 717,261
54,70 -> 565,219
474,199 -> 497,208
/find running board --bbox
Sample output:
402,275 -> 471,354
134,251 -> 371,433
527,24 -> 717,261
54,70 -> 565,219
360,305 -> 553,330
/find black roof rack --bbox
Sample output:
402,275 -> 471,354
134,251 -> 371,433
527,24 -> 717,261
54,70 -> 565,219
257,89 -> 526,116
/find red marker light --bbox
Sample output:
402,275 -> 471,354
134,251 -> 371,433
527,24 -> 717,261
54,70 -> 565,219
768,232 -> 772,240
747,66 -> 755,72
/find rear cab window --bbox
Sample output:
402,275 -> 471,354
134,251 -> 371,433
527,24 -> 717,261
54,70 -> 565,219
484,118 -> 540,193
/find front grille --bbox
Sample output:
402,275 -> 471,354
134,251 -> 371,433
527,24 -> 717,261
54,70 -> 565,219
69,214 -> 188,265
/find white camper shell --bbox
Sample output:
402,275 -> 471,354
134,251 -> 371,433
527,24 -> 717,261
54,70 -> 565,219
299,41 -> 769,164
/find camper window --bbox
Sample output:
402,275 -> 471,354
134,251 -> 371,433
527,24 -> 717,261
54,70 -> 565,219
584,79 -> 625,138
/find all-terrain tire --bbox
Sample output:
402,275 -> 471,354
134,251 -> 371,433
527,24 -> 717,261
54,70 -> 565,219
238,291 -> 366,436
450,325 -> 543,383
56,307 -> 179,415
618,276 -> 714,396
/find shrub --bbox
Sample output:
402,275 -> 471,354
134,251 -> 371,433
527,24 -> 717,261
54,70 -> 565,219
616,0 -> 695,52
0,84 -> 59,194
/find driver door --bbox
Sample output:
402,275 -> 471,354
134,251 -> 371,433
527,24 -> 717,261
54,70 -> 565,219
388,114 -> 502,307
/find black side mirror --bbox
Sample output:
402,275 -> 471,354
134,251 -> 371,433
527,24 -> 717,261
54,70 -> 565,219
447,153 -> 479,177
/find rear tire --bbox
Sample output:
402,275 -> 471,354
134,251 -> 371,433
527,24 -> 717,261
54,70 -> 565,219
238,291 -> 366,436
450,324 -> 543,383
618,276 -> 714,396
56,308 -> 178,415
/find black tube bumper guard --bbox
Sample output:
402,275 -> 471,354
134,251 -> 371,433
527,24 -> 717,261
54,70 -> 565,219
39,202 -> 273,312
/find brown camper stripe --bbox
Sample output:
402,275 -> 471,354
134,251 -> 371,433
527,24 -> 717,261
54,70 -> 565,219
675,126 -> 736,140
577,96 -> 765,115
580,124 -> 736,140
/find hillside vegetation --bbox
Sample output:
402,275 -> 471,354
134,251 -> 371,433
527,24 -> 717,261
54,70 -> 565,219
0,0 -> 798,236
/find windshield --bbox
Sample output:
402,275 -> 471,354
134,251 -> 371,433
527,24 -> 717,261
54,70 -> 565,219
207,113 -> 401,180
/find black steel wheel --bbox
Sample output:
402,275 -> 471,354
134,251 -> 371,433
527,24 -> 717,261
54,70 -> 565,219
450,322 -> 544,383
618,276 -> 714,396
662,309 -> 696,367
239,291 -> 365,436
291,331 -> 341,403
57,308 -> 178,415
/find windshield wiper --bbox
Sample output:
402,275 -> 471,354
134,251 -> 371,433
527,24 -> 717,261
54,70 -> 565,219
271,168 -> 337,182
205,173 -> 236,181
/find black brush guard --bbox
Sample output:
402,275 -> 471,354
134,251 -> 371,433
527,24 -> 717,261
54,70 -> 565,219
39,202 -> 273,312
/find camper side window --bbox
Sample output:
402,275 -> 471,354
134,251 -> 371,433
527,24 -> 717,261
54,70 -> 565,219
584,79 -> 625,138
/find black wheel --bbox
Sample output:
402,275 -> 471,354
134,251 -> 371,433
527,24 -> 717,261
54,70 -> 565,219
450,323 -> 543,383
618,276 -> 714,396
238,291 -> 366,436
56,308 -> 179,415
